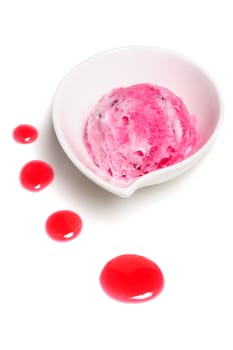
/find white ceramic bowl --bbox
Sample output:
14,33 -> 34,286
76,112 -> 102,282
52,46 -> 223,198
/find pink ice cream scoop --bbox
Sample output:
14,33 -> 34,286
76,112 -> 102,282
84,83 -> 197,183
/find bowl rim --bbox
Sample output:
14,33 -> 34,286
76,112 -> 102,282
52,45 -> 224,198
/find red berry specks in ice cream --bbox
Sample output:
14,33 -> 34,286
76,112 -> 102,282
84,83 -> 197,183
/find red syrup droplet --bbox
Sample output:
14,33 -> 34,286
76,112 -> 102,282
20,160 -> 54,191
13,124 -> 38,144
45,210 -> 83,242
100,254 -> 164,303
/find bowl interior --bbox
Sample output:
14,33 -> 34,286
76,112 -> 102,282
52,47 -> 221,192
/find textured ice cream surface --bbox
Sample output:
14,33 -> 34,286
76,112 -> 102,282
84,83 -> 197,183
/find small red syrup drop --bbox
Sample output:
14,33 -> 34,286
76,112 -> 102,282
20,160 -> 54,191
13,124 -> 38,144
45,210 -> 83,242
100,254 -> 164,303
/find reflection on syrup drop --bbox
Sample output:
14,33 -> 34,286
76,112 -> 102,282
45,210 -> 83,242
100,254 -> 164,303
20,160 -> 54,191
13,124 -> 38,144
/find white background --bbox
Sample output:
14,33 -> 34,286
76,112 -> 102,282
0,1 -> 232,349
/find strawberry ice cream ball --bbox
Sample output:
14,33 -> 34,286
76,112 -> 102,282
84,83 -> 197,182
